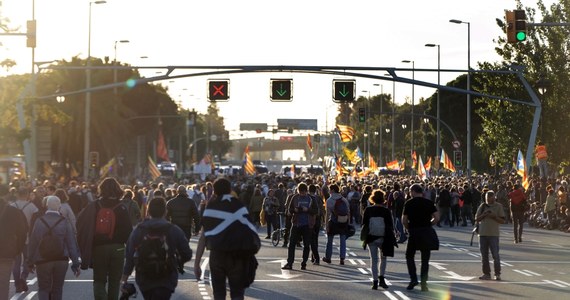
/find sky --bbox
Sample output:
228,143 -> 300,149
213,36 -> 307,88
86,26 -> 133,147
0,0 -> 550,143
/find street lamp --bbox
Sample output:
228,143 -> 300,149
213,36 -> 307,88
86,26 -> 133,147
385,73 -> 395,161
423,116 -> 429,159
84,0 -> 107,179
402,60 -> 415,158
401,123 -> 407,159
450,18 -> 471,177
425,43 -> 441,163
536,77 -> 551,138
113,40 -> 129,97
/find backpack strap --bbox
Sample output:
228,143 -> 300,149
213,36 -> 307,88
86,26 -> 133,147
39,215 -> 65,233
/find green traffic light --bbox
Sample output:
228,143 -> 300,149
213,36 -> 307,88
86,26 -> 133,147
516,31 -> 526,41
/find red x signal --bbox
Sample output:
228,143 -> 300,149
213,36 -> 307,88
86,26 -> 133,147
208,80 -> 230,101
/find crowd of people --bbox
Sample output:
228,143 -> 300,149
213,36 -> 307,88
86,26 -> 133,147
1,167 -> 569,299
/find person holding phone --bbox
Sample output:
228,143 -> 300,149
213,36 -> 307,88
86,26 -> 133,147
475,190 -> 506,281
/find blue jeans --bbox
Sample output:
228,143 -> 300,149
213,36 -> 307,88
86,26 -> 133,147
479,236 -> 500,276
538,159 -> 548,178
368,238 -> 387,279
36,260 -> 69,300
325,233 -> 346,260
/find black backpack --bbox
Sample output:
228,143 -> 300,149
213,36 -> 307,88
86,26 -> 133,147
38,216 -> 66,261
135,225 -> 175,279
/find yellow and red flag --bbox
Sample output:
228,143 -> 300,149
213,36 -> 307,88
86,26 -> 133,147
243,146 -> 256,175
424,157 -> 432,171
386,160 -> 400,171
148,156 -> 161,180
336,124 -> 355,142
517,150 -> 530,190
307,133 -> 313,151
368,153 -> 378,171
157,127 -> 169,162
417,156 -> 427,181
412,151 -> 417,168
440,149 -> 456,172
400,159 -> 406,171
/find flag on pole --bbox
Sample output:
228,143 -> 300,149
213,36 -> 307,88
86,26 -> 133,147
424,157 -> 432,171
148,156 -> 161,180
243,146 -> 256,175
417,155 -> 427,181
70,164 -> 80,178
386,160 -> 400,171
99,157 -> 116,178
343,147 -> 362,164
517,150 -> 530,190
440,149 -> 456,172
400,159 -> 406,171
307,133 -> 313,151
157,127 -> 170,162
336,124 -> 355,142
368,153 -> 378,171
412,151 -> 417,168
290,164 -> 296,178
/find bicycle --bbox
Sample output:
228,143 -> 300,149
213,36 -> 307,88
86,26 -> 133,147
271,212 -> 287,247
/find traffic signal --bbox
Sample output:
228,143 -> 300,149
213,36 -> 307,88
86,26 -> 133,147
358,108 -> 366,123
506,10 -> 527,43
89,151 -> 99,169
26,20 -> 36,48
208,80 -> 229,101
453,151 -> 462,167
314,134 -> 321,143
333,80 -> 356,102
270,79 -> 292,101
187,110 -> 197,127
514,9 -> 527,42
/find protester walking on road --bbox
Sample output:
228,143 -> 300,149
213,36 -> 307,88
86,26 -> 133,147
474,190 -> 506,281
0,185 -> 28,300
361,189 -> 397,290
28,196 -> 81,300
323,184 -> 351,265
11,187 -> 38,293
509,184 -> 527,243
166,186 -> 200,240
77,177 -> 132,300
402,184 -> 440,292
121,197 -> 192,300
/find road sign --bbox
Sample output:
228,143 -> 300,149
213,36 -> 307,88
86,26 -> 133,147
239,123 -> 268,131
270,79 -> 292,101
277,119 -> 318,131
452,140 -> 461,149
333,79 -> 355,102
208,79 -> 229,101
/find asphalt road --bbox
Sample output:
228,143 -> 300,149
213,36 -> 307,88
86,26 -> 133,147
8,223 -> 570,300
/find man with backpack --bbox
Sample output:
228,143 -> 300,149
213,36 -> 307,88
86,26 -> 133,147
323,183 -> 351,265
27,196 -> 81,300
77,177 -> 132,300
281,183 -> 319,270
11,187 -> 38,293
121,197 -> 192,299
0,184 -> 28,300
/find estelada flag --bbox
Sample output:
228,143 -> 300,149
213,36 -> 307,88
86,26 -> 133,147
336,124 -> 355,142
157,127 -> 169,162
243,146 -> 256,175
424,157 -> 432,171
386,160 -> 399,171
440,149 -> 456,173
148,156 -> 161,180
307,133 -> 313,151
417,156 -> 427,181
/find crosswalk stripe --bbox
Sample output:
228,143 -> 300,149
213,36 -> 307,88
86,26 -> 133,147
348,259 -> 357,265
394,291 -> 411,300
383,291 -> 399,300
514,269 -> 533,276
357,259 -> 366,265
524,270 -> 542,276
543,280 -> 567,287
23,292 -> 37,300
357,268 -> 368,274
553,280 -> 570,287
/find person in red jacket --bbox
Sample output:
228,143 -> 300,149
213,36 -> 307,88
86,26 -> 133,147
508,184 -> 527,243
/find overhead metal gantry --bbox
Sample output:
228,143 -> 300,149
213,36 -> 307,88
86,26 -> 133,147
19,64 -> 541,177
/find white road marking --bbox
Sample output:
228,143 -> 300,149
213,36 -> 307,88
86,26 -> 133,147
357,259 -> 366,265
429,262 -> 448,270
531,239 -> 541,243
553,280 -> 570,287
523,270 -> 542,276
549,244 -> 563,248
349,252 -> 357,256
468,253 -> 480,258
394,290 -> 411,300
383,291 -> 399,300
27,278 -> 37,286
357,267 -> 368,274
348,259 -> 357,265
543,280 -> 567,288
23,292 -> 37,300
501,261 -> 513,267
9,292 -> 23,300
514,269 -> 532,276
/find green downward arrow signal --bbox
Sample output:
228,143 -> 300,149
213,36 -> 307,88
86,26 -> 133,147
276,83 -> 288,96
339,85 -> 349,97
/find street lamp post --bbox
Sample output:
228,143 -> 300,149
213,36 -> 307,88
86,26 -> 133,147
425,43 -> 440,166
423,117 -> 429,159
401,123 -> 407,160
84,0 -> 106,179
402,60 -> 415,160
113,40 -> 129,96
450,18 -> 471,177
385,128 -> 391,163
385,73 -> 396,161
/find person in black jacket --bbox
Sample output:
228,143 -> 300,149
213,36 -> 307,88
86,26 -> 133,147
0,184 -> 28,300
166,186 -> 200,239
121,197 -> 192,300
77,177 -> 132,300
361,189 -> 397,290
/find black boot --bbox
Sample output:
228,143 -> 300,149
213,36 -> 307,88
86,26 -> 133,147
379,276 -> 389,289
371,280 -> 378,290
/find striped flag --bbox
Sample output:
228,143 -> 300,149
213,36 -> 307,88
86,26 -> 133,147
368,153 -> 378,171
417,156 -> 427,181
517,150 -> 530,190
290,164 -> 296,178
148,156 -> 161,180
99,157 -> 116,178
412,151 -> 417,168
400,159 -> 406,171
440,149 -> 456,173
156,127 -> 169,162
386,160 -> 400,171
336,124 -> 355,142
424,157 -> 432,171
243,146 -> 256,175
307,133 -> 313,151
